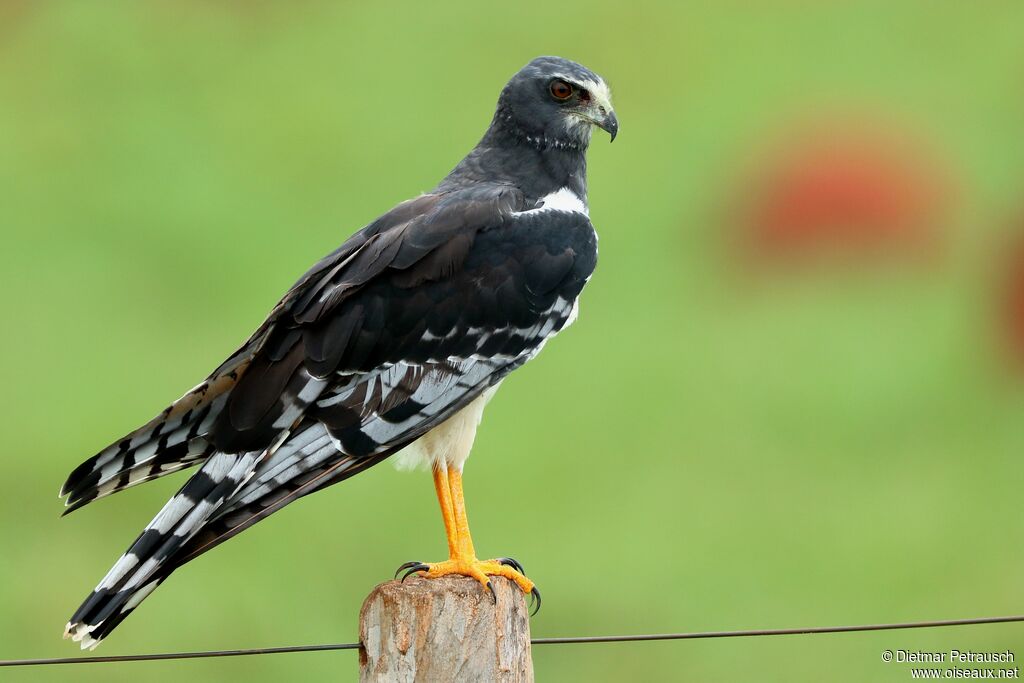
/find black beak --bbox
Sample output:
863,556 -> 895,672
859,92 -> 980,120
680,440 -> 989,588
598,110 -> 618,142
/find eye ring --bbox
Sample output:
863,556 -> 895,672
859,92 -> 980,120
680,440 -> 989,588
549,79 -> 574,101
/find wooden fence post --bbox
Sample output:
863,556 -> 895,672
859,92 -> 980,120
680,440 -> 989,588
358,576 -> 533,682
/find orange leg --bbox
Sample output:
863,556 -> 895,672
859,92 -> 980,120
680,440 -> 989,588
432,466 -> 459,558
447,466 -> 478,559
396,466 -> 540,613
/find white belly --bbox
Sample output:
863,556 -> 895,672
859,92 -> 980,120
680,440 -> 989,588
392,383 -> 502,472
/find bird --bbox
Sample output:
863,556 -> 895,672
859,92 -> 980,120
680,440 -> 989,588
60,55 -> 616,649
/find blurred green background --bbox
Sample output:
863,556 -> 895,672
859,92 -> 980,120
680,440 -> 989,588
2,2 -> 1024,681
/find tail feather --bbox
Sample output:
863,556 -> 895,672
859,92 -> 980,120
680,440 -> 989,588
65,449 -> 264,649
61,358 -> 503,647
63,427 -> 386,649
60,376 -> 237,512
62,434 -> 216,515
168,453 -> 378,571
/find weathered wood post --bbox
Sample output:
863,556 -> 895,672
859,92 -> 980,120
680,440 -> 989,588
359,576 -> 533,682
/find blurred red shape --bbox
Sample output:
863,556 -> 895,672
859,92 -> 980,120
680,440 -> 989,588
998,230 -> 1024,369
739,119 -> 949,262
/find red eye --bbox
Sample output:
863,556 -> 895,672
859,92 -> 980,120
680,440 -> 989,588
549,80 -> 573,101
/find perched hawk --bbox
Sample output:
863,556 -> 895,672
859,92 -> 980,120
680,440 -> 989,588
61,56 -> 616,649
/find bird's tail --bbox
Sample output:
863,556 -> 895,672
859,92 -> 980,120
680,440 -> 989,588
64,449 -> 264,649
59,364 -> 246,514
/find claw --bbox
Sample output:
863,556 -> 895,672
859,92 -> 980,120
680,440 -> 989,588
496,557 -> 525,574
394,561 -> 423,579
529,587 -> 542,616
401,563 -> 429,582
485,580 -> 497,604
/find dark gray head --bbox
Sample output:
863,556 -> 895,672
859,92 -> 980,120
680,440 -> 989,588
492,56 -> 617,151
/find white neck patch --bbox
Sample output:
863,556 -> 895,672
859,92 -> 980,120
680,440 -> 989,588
519,187 -> 588,217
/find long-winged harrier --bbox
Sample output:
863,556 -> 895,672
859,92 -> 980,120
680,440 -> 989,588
61,55 -> 616,648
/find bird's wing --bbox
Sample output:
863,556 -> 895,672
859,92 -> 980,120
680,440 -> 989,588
177,184 -> 601,557
65,185 -> 598,646
58,192 -> 441,513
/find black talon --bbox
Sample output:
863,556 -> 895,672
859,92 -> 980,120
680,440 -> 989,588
401,563 -> 429,582
497,557 -> 526,574
485,580 -> 497,604
529,587 -> 542,616
394,561 -> 422,579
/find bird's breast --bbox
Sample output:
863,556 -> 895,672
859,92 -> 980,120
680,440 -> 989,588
392,383 -> 503,472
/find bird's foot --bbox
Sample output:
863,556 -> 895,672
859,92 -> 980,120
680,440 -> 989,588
395,557 -> 541,614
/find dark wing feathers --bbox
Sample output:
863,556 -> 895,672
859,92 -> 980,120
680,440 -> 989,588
63,185 -> 597,647
59,356 -> 248,513
223,343 -> 305,432
55,191 -> 439,512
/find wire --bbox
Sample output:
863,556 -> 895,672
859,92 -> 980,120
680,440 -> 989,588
2,614 -> 1021,667
530,614 -> 1024,645
0,643 -> 361,667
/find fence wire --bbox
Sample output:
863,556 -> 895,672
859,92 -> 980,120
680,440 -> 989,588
2,614 -> 1021,667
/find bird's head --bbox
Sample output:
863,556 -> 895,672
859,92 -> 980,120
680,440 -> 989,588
495,56 -> 617,150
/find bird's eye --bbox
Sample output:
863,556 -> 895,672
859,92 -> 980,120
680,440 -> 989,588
549,80 -> 574,101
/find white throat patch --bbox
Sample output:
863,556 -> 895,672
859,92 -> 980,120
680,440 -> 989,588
518,187 -> 589,217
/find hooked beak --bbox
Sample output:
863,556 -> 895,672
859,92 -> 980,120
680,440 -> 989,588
597,109 -> 618,142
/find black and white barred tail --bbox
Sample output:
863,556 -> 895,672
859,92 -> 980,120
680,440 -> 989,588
59,365 -> 246,514
64,449 -> 263,648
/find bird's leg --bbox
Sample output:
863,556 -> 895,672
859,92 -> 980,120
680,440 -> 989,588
432,465 -> 459,558
395,465 -> 541,613
447,464 -> 477,560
